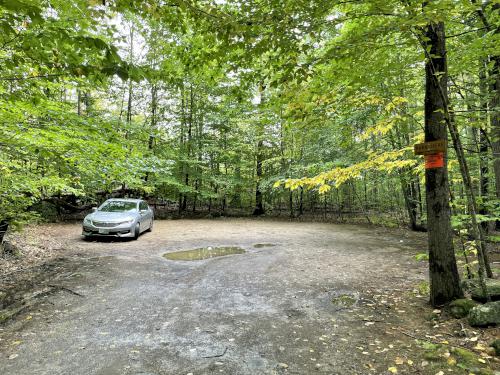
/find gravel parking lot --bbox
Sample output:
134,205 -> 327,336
2,219 -> 494,375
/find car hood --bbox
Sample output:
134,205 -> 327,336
87,211 -> 137,223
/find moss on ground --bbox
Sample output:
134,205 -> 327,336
331,294 -> 356,307
415,340 -> 496,375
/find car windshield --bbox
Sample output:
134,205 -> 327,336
99,201 -> 137,212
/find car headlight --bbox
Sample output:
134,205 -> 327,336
83,217 -> 92,225
118,219 -> 134,225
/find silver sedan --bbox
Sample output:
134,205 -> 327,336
82,198 -> 154,240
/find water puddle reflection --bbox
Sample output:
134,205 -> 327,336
163,246 -> 245,261
253,243 -> 276,248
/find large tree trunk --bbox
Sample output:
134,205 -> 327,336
423,20 -> 463,306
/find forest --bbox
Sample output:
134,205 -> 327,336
0,0 -> 499,304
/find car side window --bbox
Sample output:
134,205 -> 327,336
139,202 -> 148,211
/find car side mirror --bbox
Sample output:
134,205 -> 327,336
92,207 -> 97,212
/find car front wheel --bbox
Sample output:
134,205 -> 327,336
133,223 -> 140,240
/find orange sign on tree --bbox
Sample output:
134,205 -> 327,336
425,153 -> 444,169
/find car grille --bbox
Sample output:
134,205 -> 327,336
92,221 -> 118,228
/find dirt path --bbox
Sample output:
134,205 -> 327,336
0,219 -> 498,374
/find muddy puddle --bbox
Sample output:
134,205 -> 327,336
163,246 -> 245,261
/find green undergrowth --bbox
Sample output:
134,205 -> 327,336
416,340 -> 496,375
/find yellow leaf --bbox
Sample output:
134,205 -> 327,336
388,367 -> 398,374
477,358 -> 486,364
318,184 -> 331,194
395,357 -> 404,365
407,360 -> 413,366
447,357 -> 456,366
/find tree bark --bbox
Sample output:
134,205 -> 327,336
472,1 -> 500,216
298,186 -> 304,216
400,174 -> 423,231
178,83 -> 186,212
0,220 -> 8,245
253,85 -> 265,216
77,89 -> 81,116
253,137 -> 265,215
145,84 -> 157,182
423,20 -> 463,306
126,24 -> 134,127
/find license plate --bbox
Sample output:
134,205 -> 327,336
98,228 -> 109,234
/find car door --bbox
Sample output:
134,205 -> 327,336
145,203 -> 153,222
138,201 -> 150,231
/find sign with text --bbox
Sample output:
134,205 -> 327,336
414,140 -> 447,155
425,153 -> 444,169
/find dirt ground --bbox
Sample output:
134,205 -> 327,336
0,219 -> 498,375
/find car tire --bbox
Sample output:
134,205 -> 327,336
133,223 -> 140,240
146,219 -> 153,232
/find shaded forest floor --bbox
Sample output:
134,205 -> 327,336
0,219 -> 499,374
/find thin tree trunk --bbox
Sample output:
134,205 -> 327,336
253,138 -> 265,215
126,25 -> 134,127
0,220 -> 8,245
448,112 -> 493,279
77,89 -> 81,116
298,187 -> 304,216
145,84 -> 157,182
253,85 -> 265,216
149,84 -> 157,150
472,1 -> 500,218
178,83 -> 186,211
182,84 -> 194,212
